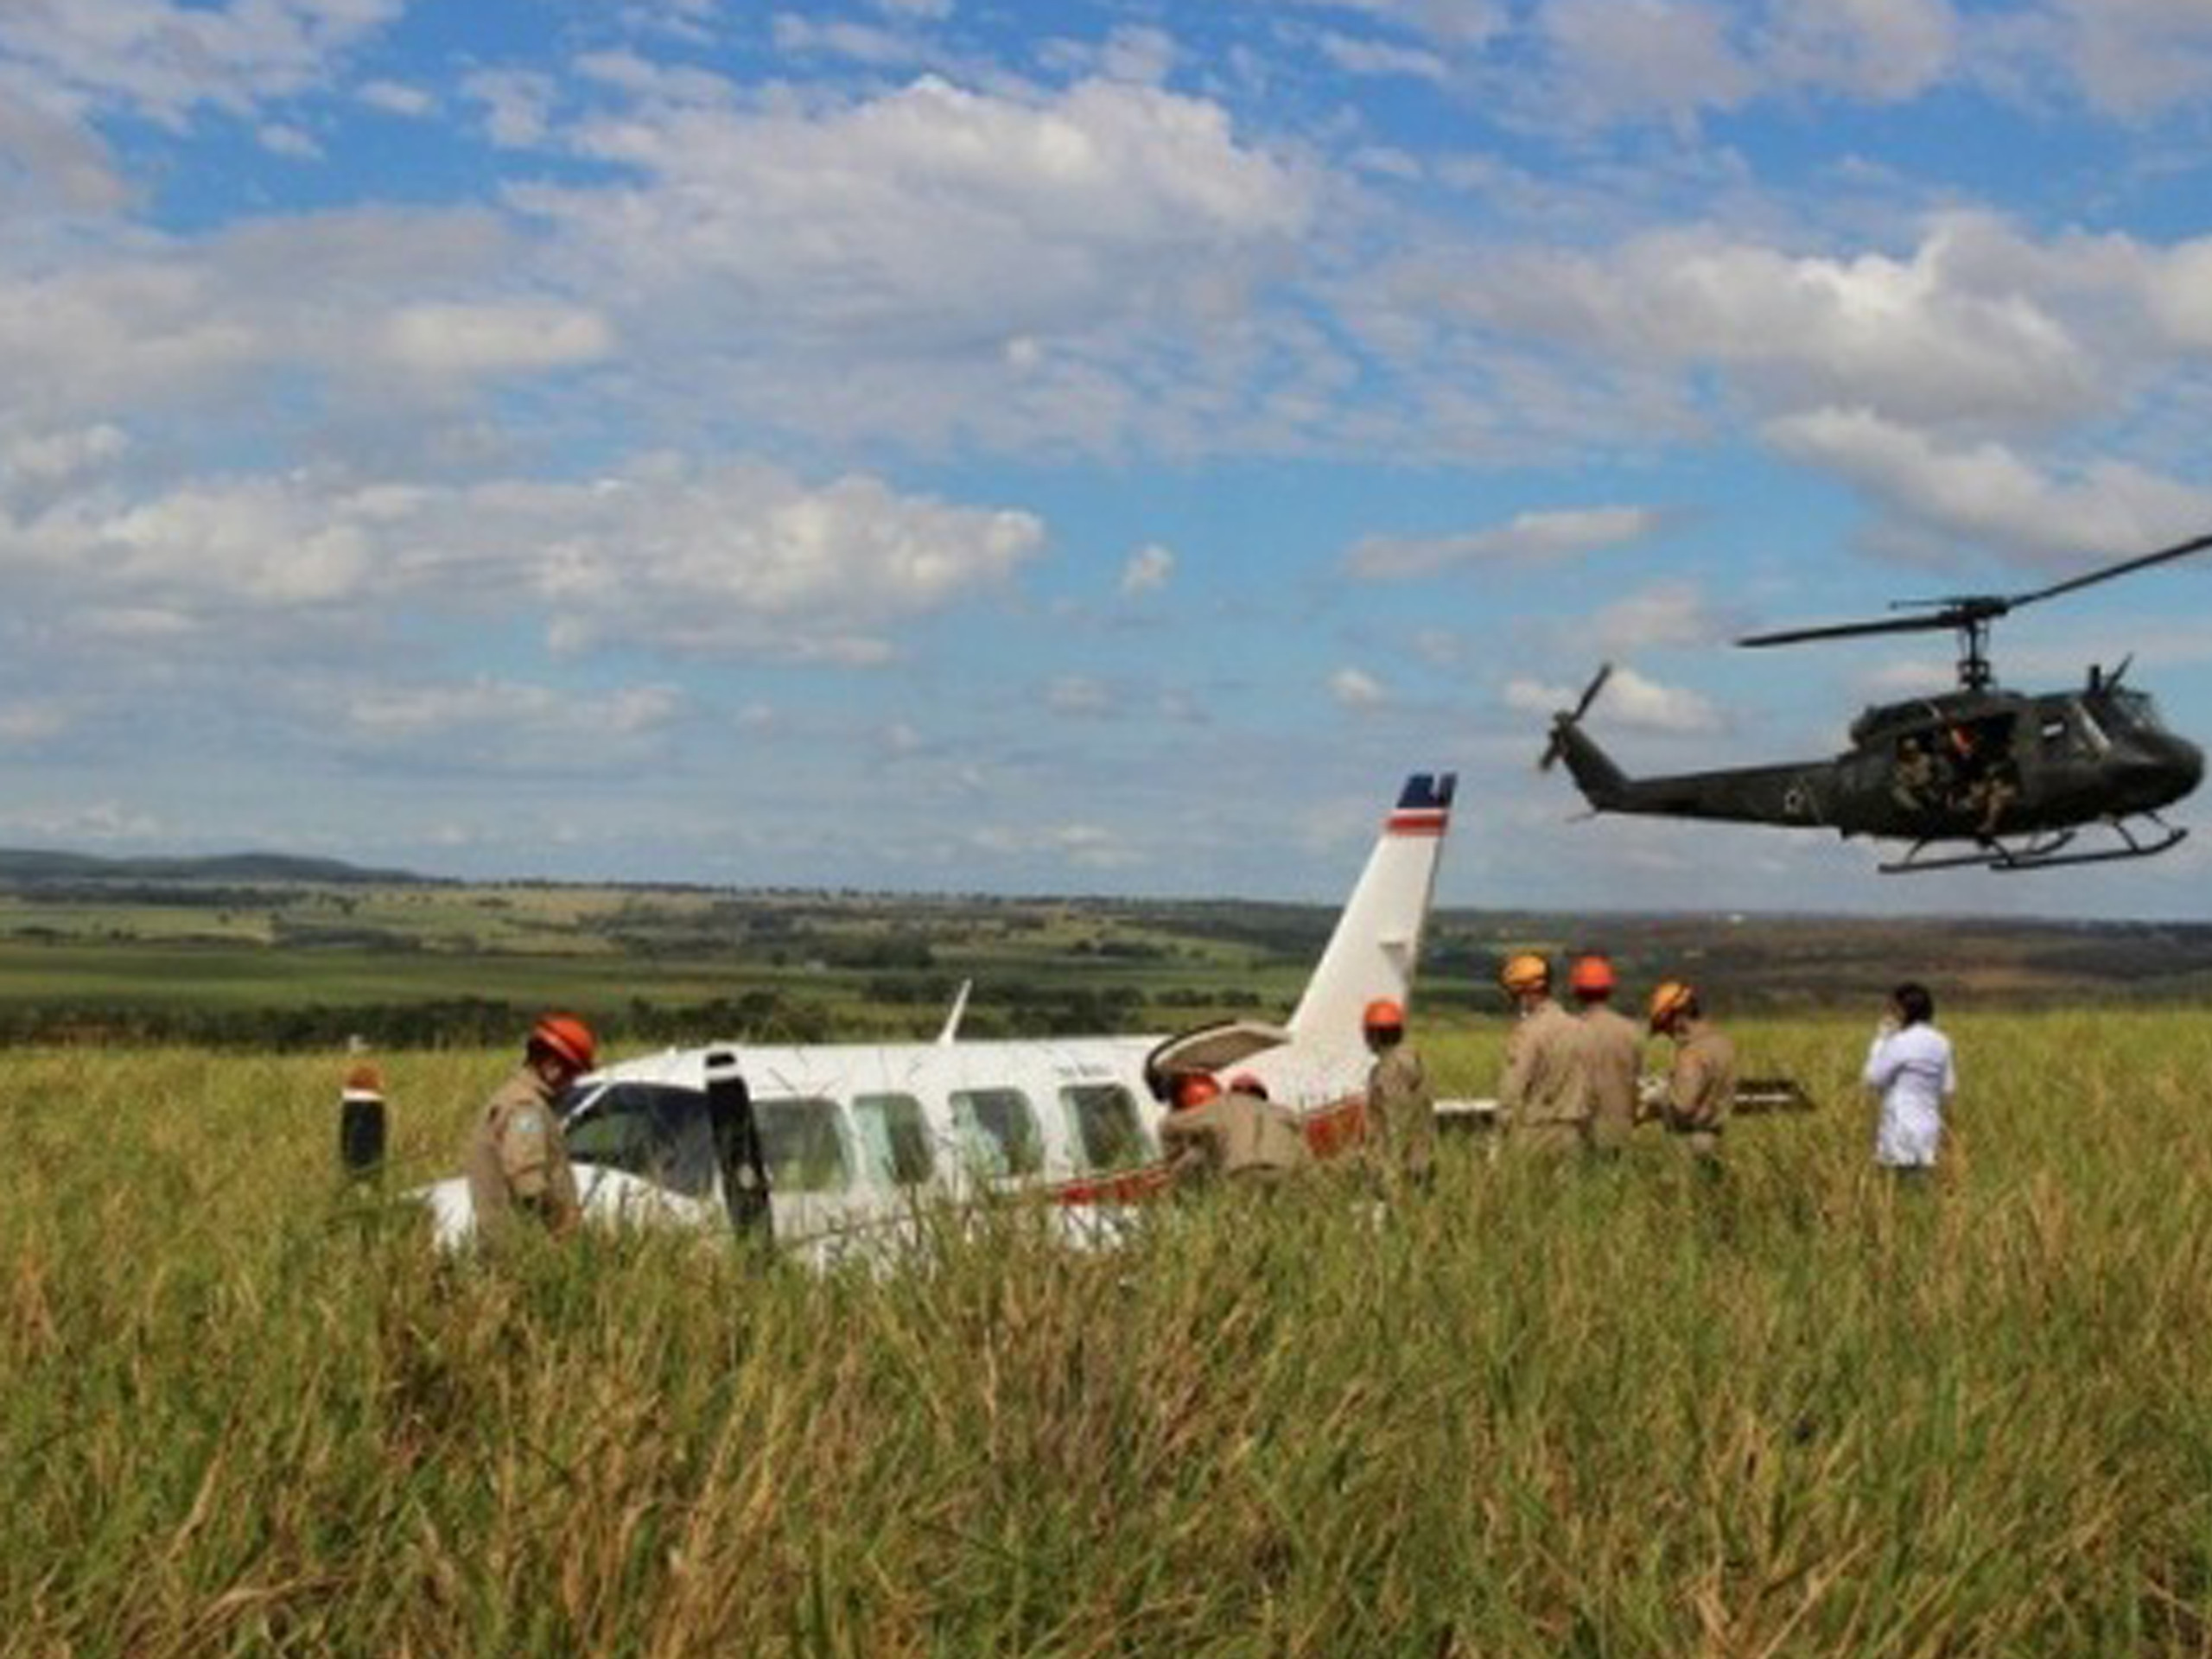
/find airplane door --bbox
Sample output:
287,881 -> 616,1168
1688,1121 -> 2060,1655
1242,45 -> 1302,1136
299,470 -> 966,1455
705,1052 -> 773,1244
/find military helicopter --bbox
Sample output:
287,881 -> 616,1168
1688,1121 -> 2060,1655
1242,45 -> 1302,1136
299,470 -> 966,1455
1540,531 -> 2212,873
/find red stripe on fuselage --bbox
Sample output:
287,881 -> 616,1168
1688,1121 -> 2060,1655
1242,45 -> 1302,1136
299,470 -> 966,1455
1386,812 -> 1447,836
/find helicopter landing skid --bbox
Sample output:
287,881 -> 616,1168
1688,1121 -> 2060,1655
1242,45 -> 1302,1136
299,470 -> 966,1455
1879,816 -> 2188,874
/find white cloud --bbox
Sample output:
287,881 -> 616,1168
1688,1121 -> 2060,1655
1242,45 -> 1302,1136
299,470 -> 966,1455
1119,542 -> 1175,595
770,16 -> 928,67
968,820 -> 1138,869
1046,676 -> 1116,717
1763,406 -> 2212,572
1588,582 -> 1736,654
1319,32 -> 1451,81
340,677 -> 685,773
1345,505 -> 1672,579
1537,0 -> 1758,128
461,68 -> 557,148
347,677 -> 681,741
0,91 -> 128,212
2037,0 -> 2212,117
1504,664 -> 1720,734
2,423 -> 129,493
381,302 -> 614,378
0,699 -> 71,745
1444,219 -> 2097,430
0,456 -> 1048,658
257,122 -> 322,161
358,79 -> 435,118
1329,666 -> 1389,709
503,74 -> 1318,448
0,800 -> 165,842
1761,0 -> 1958,101
0,0 -> 404,124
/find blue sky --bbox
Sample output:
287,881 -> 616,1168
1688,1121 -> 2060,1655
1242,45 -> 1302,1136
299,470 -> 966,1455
4,0 -> 2212,918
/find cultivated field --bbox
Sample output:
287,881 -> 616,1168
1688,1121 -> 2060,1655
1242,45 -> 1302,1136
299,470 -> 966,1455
9,1011 -> 2212,1655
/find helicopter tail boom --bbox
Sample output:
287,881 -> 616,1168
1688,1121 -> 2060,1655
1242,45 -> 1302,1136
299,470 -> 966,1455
1544,716 -> 1633,810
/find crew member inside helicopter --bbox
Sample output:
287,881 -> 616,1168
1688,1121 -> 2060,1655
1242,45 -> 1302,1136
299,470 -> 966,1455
1944,718 -> 2018,836
1891,735 -> 1939,810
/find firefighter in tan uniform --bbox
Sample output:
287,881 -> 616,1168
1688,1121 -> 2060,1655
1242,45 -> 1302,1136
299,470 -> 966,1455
1362,997 -> 1434,1187
1497,953 -> 1590,1153
1567,955 -> 1643,1155
1648,981 -> 1735,1166
1159,1073 -> 1310,1191
463,1012 -> 594,1240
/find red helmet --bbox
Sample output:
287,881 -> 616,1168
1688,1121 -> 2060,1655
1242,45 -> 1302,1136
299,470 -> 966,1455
530,1013 -> 598,1074
1568,955 -> 1617,996
1363,997 -> 1405,1032
1173,1073 -> 1222,1110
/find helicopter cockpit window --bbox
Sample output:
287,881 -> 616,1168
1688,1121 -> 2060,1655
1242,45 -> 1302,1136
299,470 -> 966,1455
2112,690 -> 2164,733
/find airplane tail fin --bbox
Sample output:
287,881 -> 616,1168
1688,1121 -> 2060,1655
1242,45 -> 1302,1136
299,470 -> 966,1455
1287,772 -> 1455,1052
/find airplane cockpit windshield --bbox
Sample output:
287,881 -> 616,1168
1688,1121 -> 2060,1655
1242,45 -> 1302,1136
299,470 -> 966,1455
562,1083 -> 721,1198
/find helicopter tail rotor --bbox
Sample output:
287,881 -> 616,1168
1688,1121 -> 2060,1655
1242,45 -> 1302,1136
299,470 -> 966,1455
1539,663 -> 1613,772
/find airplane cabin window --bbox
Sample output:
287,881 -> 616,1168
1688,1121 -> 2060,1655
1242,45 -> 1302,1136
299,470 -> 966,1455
950,1088 -> 1044,1179
1060,1084 -> 1152,1172
752,1096 -> 855,1194
851,1092 -> 936,1186
560,1084 -> 719,1198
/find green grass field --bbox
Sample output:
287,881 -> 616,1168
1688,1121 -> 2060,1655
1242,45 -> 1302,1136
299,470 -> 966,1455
7,1012 -> 2212,1653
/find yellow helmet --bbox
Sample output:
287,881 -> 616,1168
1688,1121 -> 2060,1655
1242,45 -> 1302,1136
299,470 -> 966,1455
1497,952 -> 1550,995
1648,980 -> 1697,1032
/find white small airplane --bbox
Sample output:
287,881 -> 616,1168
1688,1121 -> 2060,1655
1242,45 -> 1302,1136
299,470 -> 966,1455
420,771 -> 1457,1260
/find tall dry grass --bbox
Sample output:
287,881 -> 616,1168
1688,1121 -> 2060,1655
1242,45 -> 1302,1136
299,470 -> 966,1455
5,1012 -> 2212,1654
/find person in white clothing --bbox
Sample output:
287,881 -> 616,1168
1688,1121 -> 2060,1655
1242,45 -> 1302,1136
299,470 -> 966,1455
1863,982 -> 1955,1173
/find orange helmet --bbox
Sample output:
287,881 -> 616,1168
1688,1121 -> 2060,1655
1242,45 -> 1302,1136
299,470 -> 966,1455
1498,952 -> 1550,995
530,1013 -> 598,1074
1568,955 -> 1617,996
1647,981 -> 1696,1033
1363,997 -> 1405,1032
1173,1072 -> 1222,1110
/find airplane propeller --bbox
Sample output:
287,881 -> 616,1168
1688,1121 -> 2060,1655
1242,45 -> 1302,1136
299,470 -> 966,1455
1539,662 -> 1613,772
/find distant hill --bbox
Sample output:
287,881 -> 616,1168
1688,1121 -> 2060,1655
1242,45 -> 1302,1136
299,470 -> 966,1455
0,849 -> 429,886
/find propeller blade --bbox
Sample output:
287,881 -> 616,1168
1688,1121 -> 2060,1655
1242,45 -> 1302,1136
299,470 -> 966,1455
1538,664 -> 1612,772
1571,662 -> 1613,722
2009,530 -> 2212,610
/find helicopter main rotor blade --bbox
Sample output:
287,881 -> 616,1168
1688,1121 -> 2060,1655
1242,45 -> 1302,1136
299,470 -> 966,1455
2007,530 -> 2212,610
1737,612 -> 1959,649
